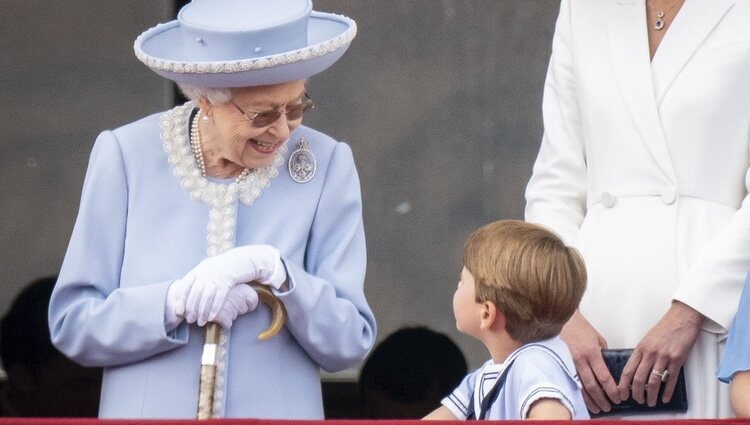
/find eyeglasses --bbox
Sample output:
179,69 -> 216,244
232,93 -> 314,128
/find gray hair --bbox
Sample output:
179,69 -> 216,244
177,83 -> 233,104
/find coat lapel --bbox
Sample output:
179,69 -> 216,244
607,0 -> 676,181
652,0 -> 735,104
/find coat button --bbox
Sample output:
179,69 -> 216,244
601,191 -> 616,208
661,188 -> 677,205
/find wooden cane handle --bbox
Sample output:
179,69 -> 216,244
250,283 -> 286,340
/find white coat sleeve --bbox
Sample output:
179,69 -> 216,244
274,142 -> 376,372
524,0 -> 588,246
48,131 -> 187,368
674,174 -> 750,331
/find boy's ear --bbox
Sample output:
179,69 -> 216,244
480,301 -> 506,331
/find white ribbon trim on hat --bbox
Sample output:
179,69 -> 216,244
135,15 -> 356,75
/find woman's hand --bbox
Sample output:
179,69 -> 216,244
168,245 -> 287,326
213,284 -> 259,329
560,310 -> 621,414
616,301 -> 702,407
166,282 -> 260,329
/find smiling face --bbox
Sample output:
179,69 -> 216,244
198,80 -> 307,175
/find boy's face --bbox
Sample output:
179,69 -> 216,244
453,267 -> 482,337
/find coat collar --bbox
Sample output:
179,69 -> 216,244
607,0 -> 672,179
652,0 -> 734,103
606,0 -> 733,181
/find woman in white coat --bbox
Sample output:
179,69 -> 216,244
525,0 -> 750,418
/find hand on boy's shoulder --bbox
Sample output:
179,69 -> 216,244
527,398 -> 572,420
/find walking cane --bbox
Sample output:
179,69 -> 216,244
197,283 -> 286,419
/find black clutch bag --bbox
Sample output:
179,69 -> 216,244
592,348 -> 688,416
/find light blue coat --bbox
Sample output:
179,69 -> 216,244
718,272 -> 750,383
48,107 -> 376,418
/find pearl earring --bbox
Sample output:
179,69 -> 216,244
202,114 -> 210,122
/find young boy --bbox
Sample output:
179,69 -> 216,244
424,220 -> 589,420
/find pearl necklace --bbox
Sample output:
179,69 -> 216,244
162,103 -> 287,208
190,110 -> 250,182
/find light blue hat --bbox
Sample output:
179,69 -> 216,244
134,0 -> 356,88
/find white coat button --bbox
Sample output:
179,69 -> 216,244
661,188 -> 677,205
601,192 -> 616,208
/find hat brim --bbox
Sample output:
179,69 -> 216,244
134,11 -> 355,88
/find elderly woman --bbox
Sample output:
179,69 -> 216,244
48,0 -> 375,419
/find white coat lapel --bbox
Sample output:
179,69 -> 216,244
607,0 -> 676,181
652,0 -> 735,104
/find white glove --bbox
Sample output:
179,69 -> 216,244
172,245 -> 287,326
165,281 -> 260,329
165,277 -> 192,330
213,284 -> 259,329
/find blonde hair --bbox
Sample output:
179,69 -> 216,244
463,220 -> 586,343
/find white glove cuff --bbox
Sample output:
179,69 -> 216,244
266,254 -> 288,290
165,310 -> 183,332
165,279 -> 189,330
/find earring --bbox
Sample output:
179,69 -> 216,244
201,112 -> 210,122
288,138 -> 316,183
